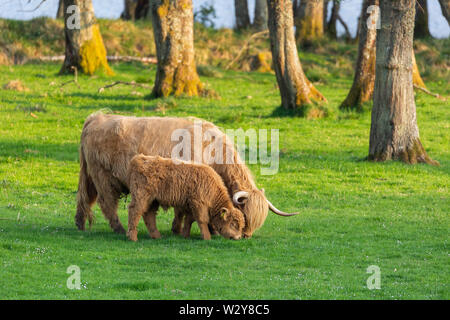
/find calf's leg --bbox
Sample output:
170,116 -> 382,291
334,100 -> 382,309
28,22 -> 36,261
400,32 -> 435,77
192,207 -> 211,240
172,207 -> 185,235
127,192 -> 151,242
182,212 -> 195,238
143,201 -> 161,239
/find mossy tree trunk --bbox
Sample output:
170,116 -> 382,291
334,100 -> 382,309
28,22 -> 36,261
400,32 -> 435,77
438,0 -> 450,25
267,0 -> 326,110
295,0 -> 325,46
340,0 -> 378,110
412,49 -> 426,88
60,0 -> 113,76
326,0 -> 340,39
414,0 -> 431,38
235,0 -> 251,30
151,0 -> 203,97
56,0 -> 64,19
369,0 -> 437,165
253,0 -> 268,31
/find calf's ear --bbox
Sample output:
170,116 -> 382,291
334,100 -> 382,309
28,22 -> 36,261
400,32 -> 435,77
220,208 -> 229,220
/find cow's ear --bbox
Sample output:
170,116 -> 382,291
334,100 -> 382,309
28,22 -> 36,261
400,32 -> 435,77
220,208 -> 229,220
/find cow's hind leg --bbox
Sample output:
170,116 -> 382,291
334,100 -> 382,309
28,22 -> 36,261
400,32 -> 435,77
75,146 -> 97,230
96,192 -> 124,234
92,169 -> 125,234
75,176 -> 97,231
143,201 -> 161,239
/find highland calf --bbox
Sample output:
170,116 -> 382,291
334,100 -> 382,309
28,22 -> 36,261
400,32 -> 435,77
126,155 -> 245,241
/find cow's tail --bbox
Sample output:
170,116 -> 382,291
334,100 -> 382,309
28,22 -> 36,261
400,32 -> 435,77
75,144 -> 97,230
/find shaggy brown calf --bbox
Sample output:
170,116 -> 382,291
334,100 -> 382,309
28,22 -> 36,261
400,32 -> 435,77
126,155 -> 245,241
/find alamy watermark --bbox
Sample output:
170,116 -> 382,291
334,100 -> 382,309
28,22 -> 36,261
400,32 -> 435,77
170,121 -> 279,175
66,265 -> 81,290
366,265 -> 381,290
367,5 -> 381,30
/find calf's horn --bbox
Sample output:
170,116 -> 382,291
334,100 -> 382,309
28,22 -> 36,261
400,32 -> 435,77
233,191 -> 249,205
267,199 -> 299,216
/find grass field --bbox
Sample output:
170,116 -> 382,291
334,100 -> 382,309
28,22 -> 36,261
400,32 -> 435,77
0,58 -> 448,299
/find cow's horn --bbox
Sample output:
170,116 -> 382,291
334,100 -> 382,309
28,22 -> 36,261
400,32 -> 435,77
267,199 -> 299,216
233,191 -> 249,205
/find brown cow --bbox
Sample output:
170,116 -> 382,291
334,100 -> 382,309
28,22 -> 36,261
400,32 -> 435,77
126,155 -> 245,241
75,112 -> 297,238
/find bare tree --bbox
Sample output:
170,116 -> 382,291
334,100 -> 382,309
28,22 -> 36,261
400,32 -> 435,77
340,0 -> 378,110
414,0 -> 431,38
267,0 -> 326,109
295,0 -> 325,46
56,0 -> 64,18
121,0 -> 151,20
235,0 -> 251,30
438,0 -> 450,25
151,0 -> 203,97
60,0 -> 113,75
254,0 -> 268,31
369,0 -> 437,165
323,0 -> 329,31
326,0 -> 340,39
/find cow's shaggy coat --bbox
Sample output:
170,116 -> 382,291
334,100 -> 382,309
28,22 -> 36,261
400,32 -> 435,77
126,155 -> 245,241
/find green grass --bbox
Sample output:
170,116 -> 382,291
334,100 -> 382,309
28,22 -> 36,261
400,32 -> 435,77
0,61 -> 448,299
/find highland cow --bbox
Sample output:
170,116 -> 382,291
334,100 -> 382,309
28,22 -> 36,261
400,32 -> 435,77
76,113 -> 297,238
126,155 -> 245,241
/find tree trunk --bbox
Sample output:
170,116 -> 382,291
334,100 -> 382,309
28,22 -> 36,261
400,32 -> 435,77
438,0 -> 450,25
267,0 -> 326,110
293,0 -> 300,16
414,0 -> 431,38
151,0 -> 203,97
235,0 -> 251,30
340,0 -> 378,110
327,0 -> 340,39
121,0 -> 138,20
254,0 -> 268,31
412,51 -> 426,88
56,0 -> 64,19
60,0 -> 113,76
369,0 -> 437,165
323,0 -> 329,31
121,0 -> 150,20
295,0 -> 325,46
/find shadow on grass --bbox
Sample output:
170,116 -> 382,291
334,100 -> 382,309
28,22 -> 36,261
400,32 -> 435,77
1,217 -> 239,252
0,139 -> 78,162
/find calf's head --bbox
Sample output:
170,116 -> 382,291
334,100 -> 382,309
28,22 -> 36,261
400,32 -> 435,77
212,207 -> 245,240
